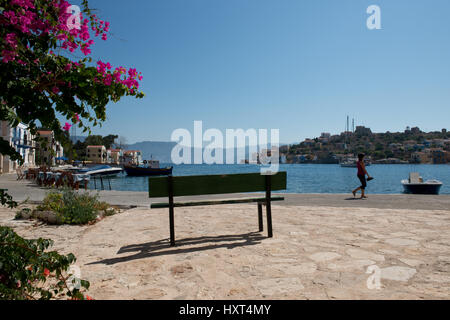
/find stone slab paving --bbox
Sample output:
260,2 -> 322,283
1,202 -> 449,299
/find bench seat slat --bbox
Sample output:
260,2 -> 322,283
151,196 -> 285,209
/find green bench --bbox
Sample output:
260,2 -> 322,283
148,172 -> 287,246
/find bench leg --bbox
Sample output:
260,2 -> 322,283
266,200 -> 273,238
265,175 -> 273,238
168,175 -> 176,246
169,205 -> 175,246
258,203 -> 263,232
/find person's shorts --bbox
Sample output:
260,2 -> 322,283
358,174 -> 367,190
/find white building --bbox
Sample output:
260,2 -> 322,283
107,149 -> 123,165
123,150 -> 143,165
0,121 -> 36,174
36,130 -> 64,166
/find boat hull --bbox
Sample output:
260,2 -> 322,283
402,183 -> 442,195
340,161 -> 370,168
340,163 -> 356,167
123,165 -> 173,176
88,169 -> 123,178
76,165 -> 123,177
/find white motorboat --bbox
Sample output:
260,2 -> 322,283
77,165 -> 123,177
340,158 -> 371,167
401,172 -> 443,195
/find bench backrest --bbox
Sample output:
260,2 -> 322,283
148,172 -> 287,198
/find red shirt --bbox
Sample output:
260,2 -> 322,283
357,161 -> 364,176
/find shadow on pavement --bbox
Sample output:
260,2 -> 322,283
87,232 -> 265,266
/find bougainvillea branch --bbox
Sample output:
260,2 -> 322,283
0,226 -> 91,300
0,0 -> 145,163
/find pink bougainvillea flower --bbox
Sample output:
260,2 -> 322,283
1,0 -> 143,94
103,74 -> 112,86
62,122 -> 72,131
5,33 -> 17,47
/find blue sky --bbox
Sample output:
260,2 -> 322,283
69,0 -> 450,144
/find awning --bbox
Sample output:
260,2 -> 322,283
16,145 -> 34,149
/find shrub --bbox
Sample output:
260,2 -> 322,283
15,208 -> 32,220
0,226 -> 90,300
35,189 -> 118,225
37,192 -> 64,213
58,190 -> 99,225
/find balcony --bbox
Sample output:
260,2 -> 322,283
12,138 -> 36,149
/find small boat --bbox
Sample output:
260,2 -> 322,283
123,164 -> 173,176
401,172 -> 443,195
340,161 -> 357,168
340,158 -> 371,167
77,165 -> 123,177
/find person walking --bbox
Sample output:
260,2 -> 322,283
352,153 -> 372,199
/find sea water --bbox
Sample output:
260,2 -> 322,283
88,164 -> 450,195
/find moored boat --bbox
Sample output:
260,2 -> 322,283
401,172 -> 443,195
340,161 -> 357,168
77,165 -> 123,177
340,158 -> 371,167
123,164 -> 173,176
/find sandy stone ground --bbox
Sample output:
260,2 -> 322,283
1,202 -> 449,300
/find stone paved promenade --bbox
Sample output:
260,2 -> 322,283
1,173 -> 449,299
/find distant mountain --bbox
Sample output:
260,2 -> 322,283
126,141 -> 287,164
125,141 -> 177,163
69,137 -> 286,163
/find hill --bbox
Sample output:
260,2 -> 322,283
125,141 -> 176,163
284,127 -> 450,164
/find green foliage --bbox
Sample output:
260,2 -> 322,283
70,134 -> 120,161
102,134 -> 119,149
15,208 -> 32,220
385,150 -> 394,158
94,201 -> 118,217
0,139 -> 22,166
286,128 -> 450,163
37,192 -> 64,213
73,140 -> 87,160
84,135 -> 104,147
0,0 -> 144,171
0,226 -> 90,300
0,189 -> 17,209
375,143 -> 384,151
58,190 -> 99,225
372,150 -> 386,160
36,189 -> 118,225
